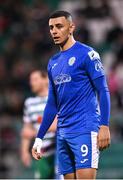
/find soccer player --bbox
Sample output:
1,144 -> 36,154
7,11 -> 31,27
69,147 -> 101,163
32,11 -> 111,179
21,70 -> 57,179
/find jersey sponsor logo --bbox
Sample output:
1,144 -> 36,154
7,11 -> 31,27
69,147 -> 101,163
80,159 -> 88,163
88,50 -> 100,61
54,74 -> 71,85
95,61 -> 104,72
68,57 -> 76,66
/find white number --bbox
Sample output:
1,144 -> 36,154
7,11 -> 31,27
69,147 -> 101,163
81,144 -> 88,157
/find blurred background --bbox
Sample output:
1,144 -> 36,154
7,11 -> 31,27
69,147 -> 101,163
0,0 -> 123,179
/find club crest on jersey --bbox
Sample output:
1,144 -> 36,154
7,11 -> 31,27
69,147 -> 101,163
88,50 -> 100,61
68,57 -> 76,66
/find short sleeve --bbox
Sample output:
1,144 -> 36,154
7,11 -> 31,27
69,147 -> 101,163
85,49 -> 105,80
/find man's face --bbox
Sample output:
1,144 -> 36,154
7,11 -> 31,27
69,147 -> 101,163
49,16 -> 74,45
29,72 -> 48,94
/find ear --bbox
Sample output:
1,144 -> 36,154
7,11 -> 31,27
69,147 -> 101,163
69,22 -> 75,34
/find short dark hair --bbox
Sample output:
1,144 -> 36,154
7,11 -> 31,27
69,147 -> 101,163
40,70 -> 47,78
30,69 -> 47,78
49,10 -> 72,22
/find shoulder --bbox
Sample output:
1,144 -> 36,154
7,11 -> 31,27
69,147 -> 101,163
52,52 -> 61,60
75,41 -> 92,52
47,52 -> 61,71
77,42 -> 100,61
49,52 -> 61,64
82,43 -> 100,60
24,96 -> 41,107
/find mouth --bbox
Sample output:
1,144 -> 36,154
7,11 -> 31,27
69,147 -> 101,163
53,37 -> 60,41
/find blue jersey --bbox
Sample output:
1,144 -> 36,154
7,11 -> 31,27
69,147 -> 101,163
48,41 -> 105,135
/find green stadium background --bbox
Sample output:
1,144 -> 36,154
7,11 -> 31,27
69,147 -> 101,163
0,0 -> 123,179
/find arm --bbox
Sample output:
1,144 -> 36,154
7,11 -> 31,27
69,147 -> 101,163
93,76 -> 110,126
85,50 -> 111,150
32,67 -> 57,160
48,116 -> 57,132
21,123 -> 36,167
21,99 -> 37,166
36,72 -> 57,139
93,76 -> 111,150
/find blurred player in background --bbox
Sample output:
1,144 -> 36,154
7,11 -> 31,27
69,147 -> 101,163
21,70 -> 57,179
32,11 -> 111,179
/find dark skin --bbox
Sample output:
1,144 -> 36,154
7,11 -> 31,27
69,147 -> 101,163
32,16 -> 111,179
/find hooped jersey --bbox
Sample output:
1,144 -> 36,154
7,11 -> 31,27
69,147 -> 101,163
23,96 -> 55,156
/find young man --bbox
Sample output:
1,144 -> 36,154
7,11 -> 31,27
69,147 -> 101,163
32,11 -> 111,179
21,70 -> 57,179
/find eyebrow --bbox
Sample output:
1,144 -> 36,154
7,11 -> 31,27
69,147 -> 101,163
49,23 -> 64,27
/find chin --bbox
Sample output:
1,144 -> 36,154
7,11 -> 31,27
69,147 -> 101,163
56,38 -> 69,47
54,41 -> 66,46
54,41 -> 61,45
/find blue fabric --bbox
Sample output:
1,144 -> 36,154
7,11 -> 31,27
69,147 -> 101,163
37,41 -> 110,139
37,71 -> 57,139
93,76 -> 110,126
57,132 -> 99,175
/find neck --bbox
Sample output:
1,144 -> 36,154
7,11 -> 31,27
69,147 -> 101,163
60,36 -> 76,51
37,87 -> 48,97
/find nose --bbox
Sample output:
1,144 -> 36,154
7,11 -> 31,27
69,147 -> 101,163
51,27 -> 57,35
